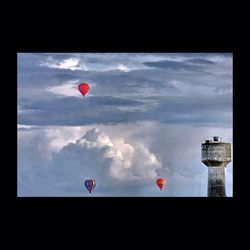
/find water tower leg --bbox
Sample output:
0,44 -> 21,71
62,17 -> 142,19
207,166 -> 226,197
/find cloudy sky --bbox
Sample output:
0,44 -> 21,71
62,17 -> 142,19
17,53 -> 233,197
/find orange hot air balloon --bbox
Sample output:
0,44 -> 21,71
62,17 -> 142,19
156,178 -> 167,191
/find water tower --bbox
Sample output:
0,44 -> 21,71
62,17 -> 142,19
201,136 -> 231,197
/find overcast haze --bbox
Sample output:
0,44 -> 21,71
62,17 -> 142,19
17,53 -> 233,197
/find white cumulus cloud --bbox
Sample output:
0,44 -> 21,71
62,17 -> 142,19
46,81 -> 80,97
117,64 -> 130,72
50,128 -> 161,184
18,127 -> 161,196
40,57 -> 87,71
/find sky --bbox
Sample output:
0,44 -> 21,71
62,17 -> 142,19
17,53 -> 233,197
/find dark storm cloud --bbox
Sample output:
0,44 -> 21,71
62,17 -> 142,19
142,94 -> 232,127
143,58 -> 216,71
18,53 -> 232,127
19,96 -> 142,110
184,58 -> 215,65
18,96 -> 145,125
18,93 -> 232,127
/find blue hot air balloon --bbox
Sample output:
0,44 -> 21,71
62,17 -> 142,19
84,179 -> 96,193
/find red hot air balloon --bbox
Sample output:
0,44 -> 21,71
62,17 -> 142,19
156,178 -> 167,191
78,83 -> 90,96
